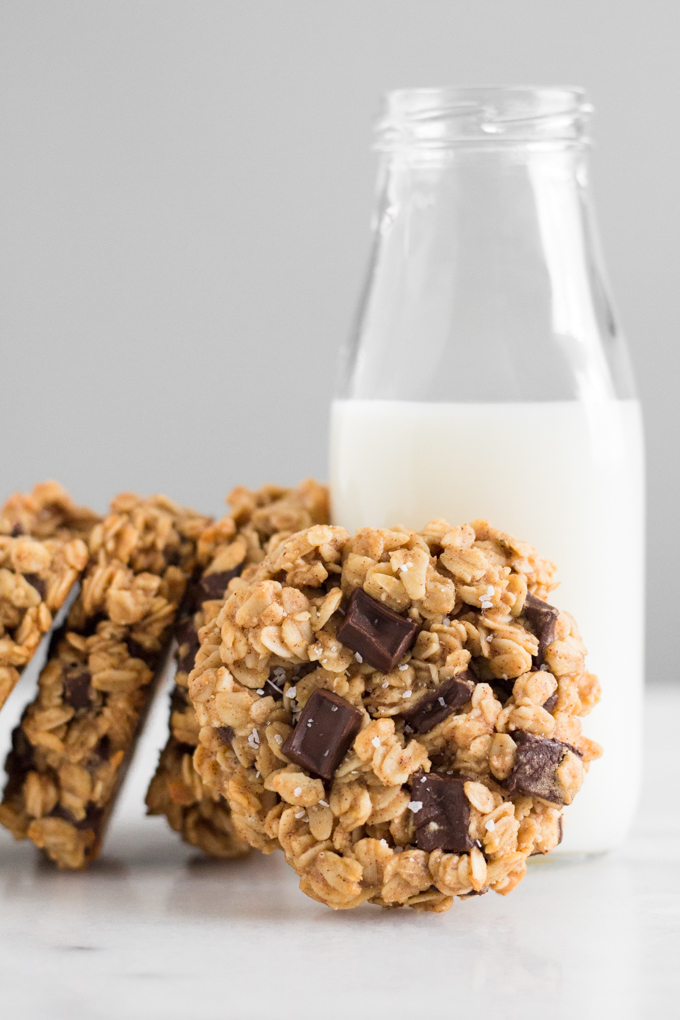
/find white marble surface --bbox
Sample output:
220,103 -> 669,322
0,677 -> 677,1019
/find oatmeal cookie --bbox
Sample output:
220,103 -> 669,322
0,492 -> 209,869
0,482 -> 100,712
145,480 -> 328,858
188,519 -> 602,911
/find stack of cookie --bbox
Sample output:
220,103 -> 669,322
0,479 -> 601,914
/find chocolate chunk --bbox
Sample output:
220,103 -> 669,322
10,523 -> 24,537
281,688 -> 362,781
22,572 -> 46,599
126,637 -> 158,667
263,678 -> 284,701
523,593 -> 559,670
198,568 -> 241,603
412,774 -> 473,853
215,726 -> 234,747
176,622 -> 200,674
505,731 -> 580,805
336,588 -> 418,673
543,691 -> 558,713
170,686 -> 189,713
401,670 -> 476,733
50,803 -> 103,832
62,667 -> 92,710
92,734 -> 111,764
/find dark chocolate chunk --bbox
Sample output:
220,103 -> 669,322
281,688 -> 362,781
92,734 -> 111,764
401,670 -> 476,733
10,523 -> 24,537
263,678 -> 284,701
215,726 -> 234,747
523,593 -> 559,670
505,731 -> 580,805
62,667 -> 92,710
412,773 -> 473,853
49,803 -> 103,832
126,637 -> 158,667
543,691 -> 558,713
22,573 -> 46,599
170,686 -> 189,713
336,587 -> 418,673
198,568 -> 241,603
176,622 -> 200,674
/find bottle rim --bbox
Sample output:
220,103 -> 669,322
375,85 -> 592,151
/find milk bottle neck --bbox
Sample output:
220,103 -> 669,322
339,87 -> 635,404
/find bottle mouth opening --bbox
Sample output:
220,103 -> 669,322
375,86 -> 592,151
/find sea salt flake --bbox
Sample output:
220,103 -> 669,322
294,786 -> 302,797
355,652 -> 363,663
398,664 -> 409,671
331,705 -> 338,712
438,697 -> 446,707
408,801 -> 423,813
381,681 -> 389,688
402,690 -> 412,699
256,689 -> 264,696
274,734 -> 283,744
319,800 -> 329,808
371,736 -> 381,748
485,819 -> 496,832
287,686 -> 297,698
295,810 -> 305,819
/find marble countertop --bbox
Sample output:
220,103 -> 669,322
0,679 -> 677,1020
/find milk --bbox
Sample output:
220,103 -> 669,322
330,398 -> 645,853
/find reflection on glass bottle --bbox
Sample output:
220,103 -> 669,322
330,87 -> 644,854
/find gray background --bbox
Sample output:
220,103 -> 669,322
0,1 -> 675,677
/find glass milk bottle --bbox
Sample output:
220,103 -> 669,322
330,87 -> 644,854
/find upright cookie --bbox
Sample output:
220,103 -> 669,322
189,519 -> 602,912
0,482 -> 100,711
0,492 -> 209,868
146,480 -> 328,858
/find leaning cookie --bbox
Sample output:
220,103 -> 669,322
0,482 -> 101,712
145,480 -> 328,858
0,492 -> 209,869
189,519 -> 602,912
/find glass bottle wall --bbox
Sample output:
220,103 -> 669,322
330,87 -> 644,853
